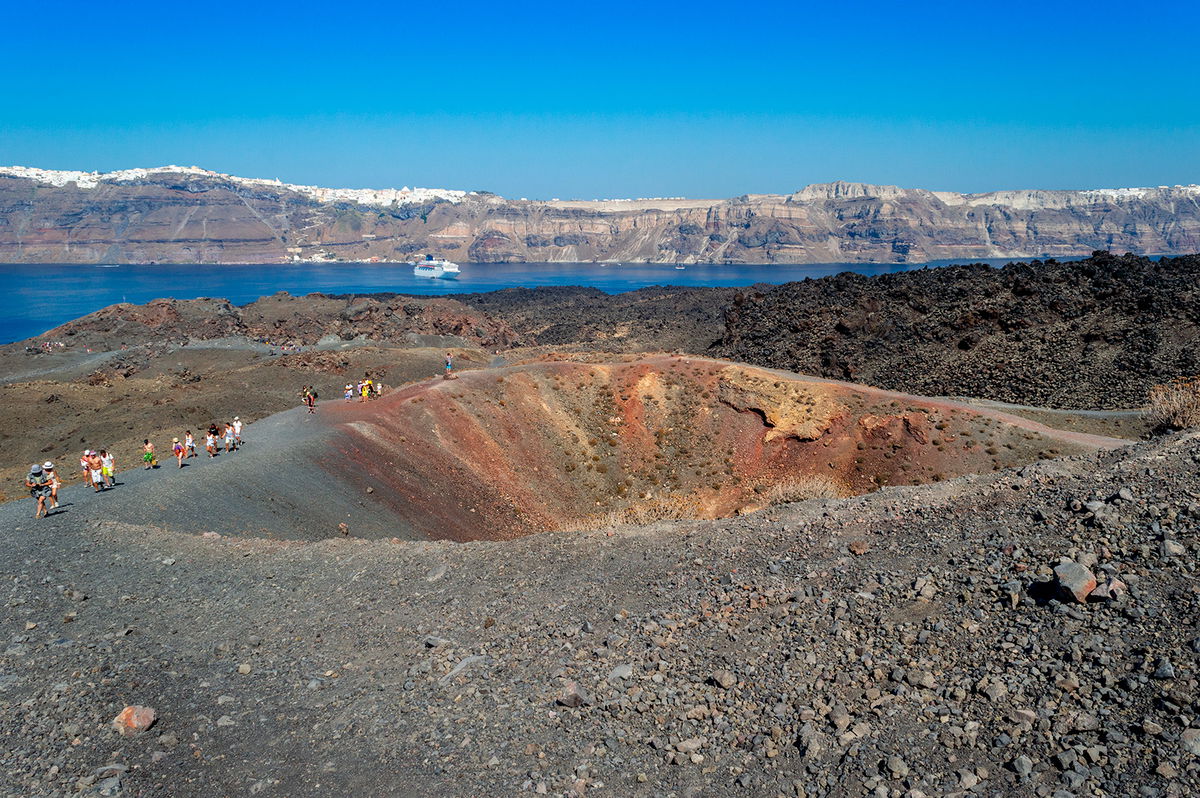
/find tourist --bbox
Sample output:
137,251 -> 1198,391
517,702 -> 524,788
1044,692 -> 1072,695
88,450 -> 105,491
232,417 -> 243,446
444,352 -> 454,379
172,437 -> 185,468
142,439 -> 157,469
99,449 -> 115,488
223,422 -> 235,453
185,431 -> 196,457
43,462 -> 60,509
344,383 -> 354,402
302,386 -> 317,413
25,464 -> 51,519
205,428 -> 217,457
79,450 -> 92,485
360,374 -> 371,402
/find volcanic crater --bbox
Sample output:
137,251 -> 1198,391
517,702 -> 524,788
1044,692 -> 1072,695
327,356 -> 1112,541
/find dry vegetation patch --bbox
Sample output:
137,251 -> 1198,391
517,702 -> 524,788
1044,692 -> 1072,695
1145,377 -> 1200,431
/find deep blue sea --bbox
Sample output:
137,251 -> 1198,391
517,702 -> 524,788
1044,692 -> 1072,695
1,258 -> 1031,344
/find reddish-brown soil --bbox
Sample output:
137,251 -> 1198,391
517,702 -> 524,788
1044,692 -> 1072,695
322,355 -> 1119,541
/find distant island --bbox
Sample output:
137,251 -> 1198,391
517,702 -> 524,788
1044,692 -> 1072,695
1,165 -> 1198,264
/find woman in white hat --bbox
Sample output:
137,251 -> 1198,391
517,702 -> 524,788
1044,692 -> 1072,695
43,461 -> 60,509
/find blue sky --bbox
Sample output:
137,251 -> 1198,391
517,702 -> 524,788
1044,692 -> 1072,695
3,0 -> 1197,198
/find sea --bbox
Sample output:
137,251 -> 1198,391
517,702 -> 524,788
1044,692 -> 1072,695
1,258 -> 1040,345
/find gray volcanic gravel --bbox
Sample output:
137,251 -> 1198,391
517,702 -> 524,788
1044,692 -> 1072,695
1,413 -> 1198,795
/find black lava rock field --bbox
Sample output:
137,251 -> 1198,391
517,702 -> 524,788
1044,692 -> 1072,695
717,253 -> 1200,409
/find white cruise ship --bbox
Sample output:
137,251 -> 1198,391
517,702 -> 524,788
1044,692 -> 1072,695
412,255 -> 461,278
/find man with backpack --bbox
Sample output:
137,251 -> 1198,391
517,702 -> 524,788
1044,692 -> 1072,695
25,464 -> 52,518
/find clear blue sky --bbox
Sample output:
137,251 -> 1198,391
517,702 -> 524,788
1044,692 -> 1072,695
3,0 -> 1197,198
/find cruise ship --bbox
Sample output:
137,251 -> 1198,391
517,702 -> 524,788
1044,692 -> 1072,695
412,255 -> 461,278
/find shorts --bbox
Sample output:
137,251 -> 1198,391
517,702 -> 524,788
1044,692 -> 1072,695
31,486 -> 51,498
91,469 -> 103,483
102,466 -> 113,477
143,452 -> 154,463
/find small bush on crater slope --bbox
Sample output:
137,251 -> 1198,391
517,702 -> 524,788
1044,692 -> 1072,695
764,475 -> 848,506
1145,377 -> 1200,431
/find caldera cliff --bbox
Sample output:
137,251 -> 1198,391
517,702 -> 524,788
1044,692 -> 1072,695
2,166 -> 1199,264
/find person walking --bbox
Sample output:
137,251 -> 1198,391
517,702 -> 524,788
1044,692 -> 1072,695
172,437 -> 185,468
443,351 -> 454,380
88,450 -> 105,491
303,386 -> 317,413
223,422 -> 235,453
205,429 -> 217,457
25,464 -> 51,518
232,417 -> 243,447
142,440 -> 157,469
185,431 -> 196,458
344,384 -> 354,402
99,449 -> 115,488
43,462 -> 60,509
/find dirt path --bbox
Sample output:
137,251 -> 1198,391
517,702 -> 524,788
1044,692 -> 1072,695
0,404 -> 417,541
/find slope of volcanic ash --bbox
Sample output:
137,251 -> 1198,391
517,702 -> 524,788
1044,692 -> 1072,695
325,356 -> 1119,541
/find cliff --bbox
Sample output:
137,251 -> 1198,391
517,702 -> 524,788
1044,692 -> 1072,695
2,167 -> 1199,264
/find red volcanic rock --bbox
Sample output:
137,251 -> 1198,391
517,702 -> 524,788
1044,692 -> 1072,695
112,705 -> 157,735
1054,561 -> 1097,603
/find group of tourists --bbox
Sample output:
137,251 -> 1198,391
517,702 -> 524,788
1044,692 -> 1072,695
344,372 -> 384,403
23,417 -> 244,518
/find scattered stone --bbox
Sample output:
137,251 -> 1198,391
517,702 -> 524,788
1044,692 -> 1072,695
237,663 -> 252,675
607,664 -> 633,681
1054,561 -> 1097,603
557,681 -> 591,708
887,755 -> 909,778
1012,754 -> 1034,778
1162,540 -> 1186,557
978,680 -> 1008,702
111,705 -> 156,735
848,540 -> 870,555
709,669 -> 736,689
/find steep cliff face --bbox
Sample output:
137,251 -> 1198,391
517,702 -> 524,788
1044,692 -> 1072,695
1,168 -> 1198,263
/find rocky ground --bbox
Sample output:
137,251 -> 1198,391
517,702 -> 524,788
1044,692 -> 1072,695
1,411 -> 1197,796
3,254 -> 1198,796
456,286 -> 740,353
716,253 -> 1200,409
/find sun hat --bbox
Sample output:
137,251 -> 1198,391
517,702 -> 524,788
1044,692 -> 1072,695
173,437 -> 179,442
43,461 -> 54,470
30,464 -> 43,474
234,416 -> 239,420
